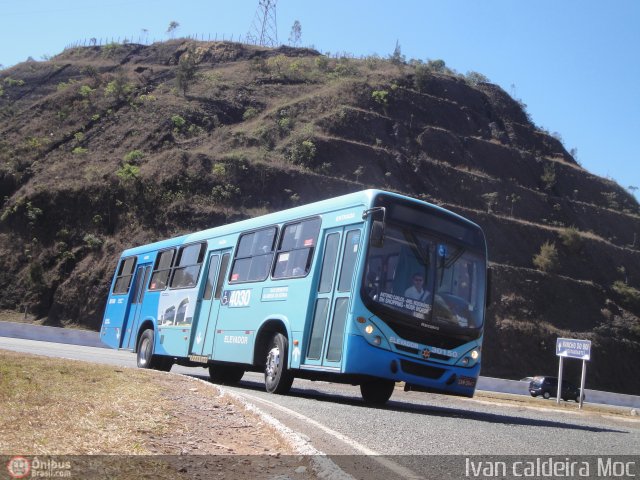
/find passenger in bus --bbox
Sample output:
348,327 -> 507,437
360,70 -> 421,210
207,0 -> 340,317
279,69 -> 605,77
404,273 -> 430,302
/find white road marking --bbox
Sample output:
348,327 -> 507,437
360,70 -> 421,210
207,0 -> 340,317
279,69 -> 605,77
228,389 -> 424,480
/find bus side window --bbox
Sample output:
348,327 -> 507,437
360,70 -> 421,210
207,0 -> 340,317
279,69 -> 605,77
170,242 -> 206,289
149,249 -> 175,291
318,233 -> 340,293
202,255 -> 221,301
337,230 -> 360,292
230,227 -> 277,283
273,217 -> 321,279
202,252 -> 230,300
112,257 -> 137,294
215,254 -> 231,299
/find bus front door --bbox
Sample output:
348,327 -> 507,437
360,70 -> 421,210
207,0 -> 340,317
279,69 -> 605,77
122,264 -> 152,350
304,227 -> 361,369
190,250 -> 231,357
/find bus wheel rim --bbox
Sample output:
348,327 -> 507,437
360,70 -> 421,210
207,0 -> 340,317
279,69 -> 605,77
266,346 -> 280,380
139,338 -> 150,366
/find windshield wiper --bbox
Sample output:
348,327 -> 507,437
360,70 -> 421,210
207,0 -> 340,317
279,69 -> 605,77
439,245 -> 465,286
445,246 -> 465,268
404,229 -> 430,267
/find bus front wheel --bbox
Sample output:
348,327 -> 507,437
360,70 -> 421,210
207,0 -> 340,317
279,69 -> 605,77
360,379 -> 395,405
264,333 -> 293,394
137,329 -> 172,371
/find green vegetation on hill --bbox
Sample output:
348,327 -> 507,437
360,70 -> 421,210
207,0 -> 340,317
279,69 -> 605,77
0,40 -> 638,394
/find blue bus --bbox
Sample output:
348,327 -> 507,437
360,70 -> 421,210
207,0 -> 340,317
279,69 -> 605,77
101,190 -> 488,404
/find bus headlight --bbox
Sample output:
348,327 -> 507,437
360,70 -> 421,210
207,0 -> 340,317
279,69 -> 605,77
457,348 -> 480,367
355,317 -> 389,349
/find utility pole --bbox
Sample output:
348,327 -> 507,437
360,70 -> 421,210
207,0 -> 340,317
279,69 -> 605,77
247,0 -> 278,47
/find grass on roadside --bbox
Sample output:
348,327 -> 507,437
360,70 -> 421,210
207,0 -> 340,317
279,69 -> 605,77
0,350 -> 313,479
0,309 -> 40,325
474,390 -> 638,418
0,349 -> 171,455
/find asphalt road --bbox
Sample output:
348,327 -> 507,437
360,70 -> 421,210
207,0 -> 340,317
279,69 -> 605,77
2,337 -> 638,479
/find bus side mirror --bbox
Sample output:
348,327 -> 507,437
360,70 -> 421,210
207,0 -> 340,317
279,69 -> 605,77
370,220 -> 385,248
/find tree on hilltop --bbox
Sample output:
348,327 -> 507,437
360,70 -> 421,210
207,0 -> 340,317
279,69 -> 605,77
389,40 -> 405,65
167,21 -> 180,38
289,20 -> 302,47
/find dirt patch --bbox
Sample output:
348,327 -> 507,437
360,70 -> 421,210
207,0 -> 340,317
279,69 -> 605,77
146,373 -> 295,455
0,350 -> 317,478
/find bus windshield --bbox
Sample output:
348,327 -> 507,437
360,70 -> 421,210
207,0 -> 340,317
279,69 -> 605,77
363,220 -> 486,337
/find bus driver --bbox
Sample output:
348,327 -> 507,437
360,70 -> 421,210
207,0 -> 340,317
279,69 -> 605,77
404,273 -> 430,302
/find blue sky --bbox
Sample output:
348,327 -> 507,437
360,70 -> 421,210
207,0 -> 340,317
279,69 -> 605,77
1,0 -> 639,199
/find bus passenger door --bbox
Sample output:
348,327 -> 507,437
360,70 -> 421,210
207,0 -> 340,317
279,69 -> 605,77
304,227 -> 361,369
122,264 -> 151,350
190,250 -> 231,357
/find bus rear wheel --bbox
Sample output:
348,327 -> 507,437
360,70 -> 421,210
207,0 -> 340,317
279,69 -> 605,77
209,365 -> 245,385
137,329 -> 172,372
360,379 -> 395,405
264,333 -> 293,394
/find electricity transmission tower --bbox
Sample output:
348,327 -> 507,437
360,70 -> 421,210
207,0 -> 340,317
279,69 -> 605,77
247,0 -> 278,47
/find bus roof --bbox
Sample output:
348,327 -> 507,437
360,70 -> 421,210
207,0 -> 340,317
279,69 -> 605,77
120,189 -> 482,258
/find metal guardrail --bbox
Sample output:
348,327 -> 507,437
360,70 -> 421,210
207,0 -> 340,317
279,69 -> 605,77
0,320 -> 106,349
476,376 -> 640,409
1,320 -> 638,409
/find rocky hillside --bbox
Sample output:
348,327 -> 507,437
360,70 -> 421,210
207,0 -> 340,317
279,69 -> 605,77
1,40 -> 638,394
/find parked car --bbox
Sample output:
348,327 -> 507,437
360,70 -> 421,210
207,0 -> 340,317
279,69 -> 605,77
529,376 -> 585,402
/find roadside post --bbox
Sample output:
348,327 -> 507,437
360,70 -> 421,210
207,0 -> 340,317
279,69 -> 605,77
556,337 -> 591,409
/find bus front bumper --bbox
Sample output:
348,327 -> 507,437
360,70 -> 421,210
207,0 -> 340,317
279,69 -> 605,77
343,334 -> 480,397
